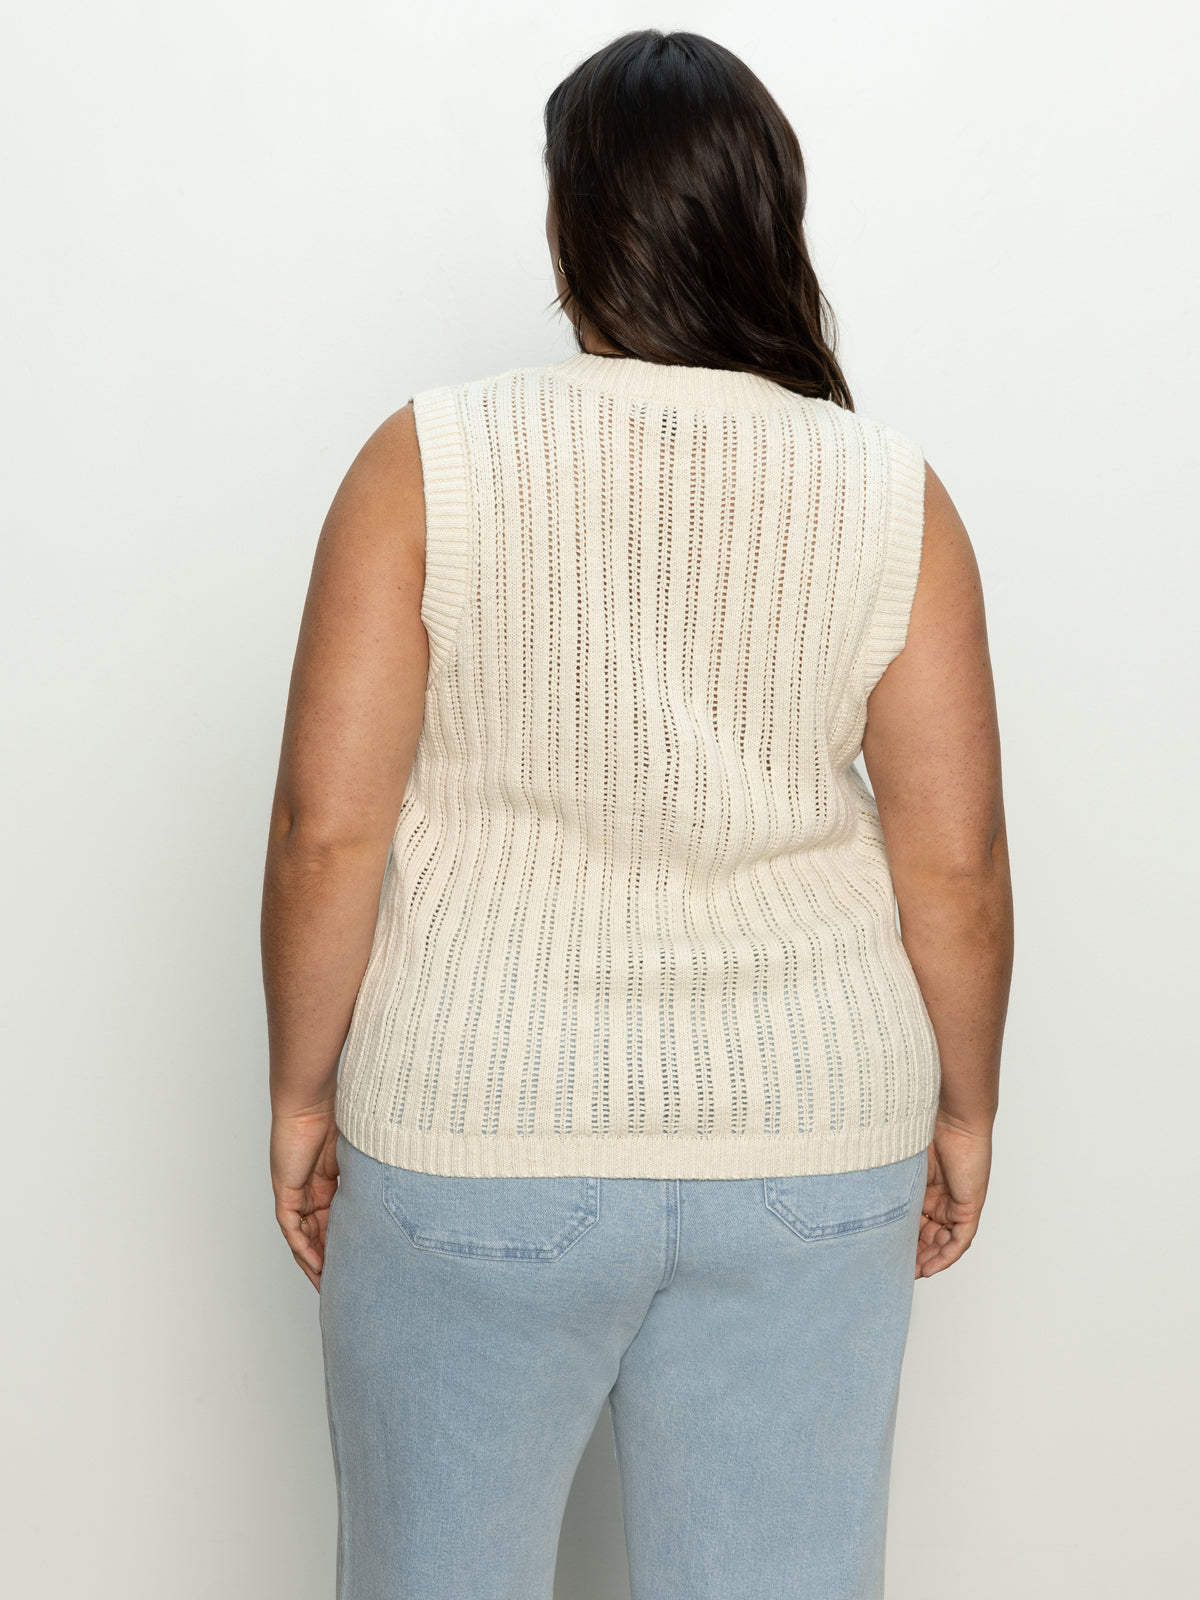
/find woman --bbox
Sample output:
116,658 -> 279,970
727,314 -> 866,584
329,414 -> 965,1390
261,28 -> 1013,1600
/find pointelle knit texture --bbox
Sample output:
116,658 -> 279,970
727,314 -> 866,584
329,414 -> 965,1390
334,351 -> 941,1178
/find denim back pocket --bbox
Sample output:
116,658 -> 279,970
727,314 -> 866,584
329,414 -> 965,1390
381,1165 -> 601,1261
762,1149 -> 926,1241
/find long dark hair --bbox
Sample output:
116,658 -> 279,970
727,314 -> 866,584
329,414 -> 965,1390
543,30 -> 853,409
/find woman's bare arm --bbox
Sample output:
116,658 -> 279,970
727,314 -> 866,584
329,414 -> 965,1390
861,461 -> 1014,1275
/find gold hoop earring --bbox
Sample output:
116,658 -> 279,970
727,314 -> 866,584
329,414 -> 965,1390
557,256 -> 565,274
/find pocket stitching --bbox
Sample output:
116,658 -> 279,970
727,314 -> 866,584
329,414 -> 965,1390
380,1170 -> 601,1261
762,1152 -> 925,1242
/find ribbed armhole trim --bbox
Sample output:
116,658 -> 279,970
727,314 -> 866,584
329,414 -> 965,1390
855,427 -> 927,700
412,385 -> 471,686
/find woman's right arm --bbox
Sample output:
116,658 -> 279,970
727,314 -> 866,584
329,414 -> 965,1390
861,461 -> 1014,1278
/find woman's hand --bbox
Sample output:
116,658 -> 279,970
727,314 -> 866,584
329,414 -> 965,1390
270,1102 -> 340,1291
915,1111 -> 993,1278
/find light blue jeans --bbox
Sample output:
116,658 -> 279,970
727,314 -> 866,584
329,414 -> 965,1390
319,1130 -> 928,1600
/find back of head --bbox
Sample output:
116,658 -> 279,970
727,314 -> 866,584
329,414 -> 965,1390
543,29 -> 853,408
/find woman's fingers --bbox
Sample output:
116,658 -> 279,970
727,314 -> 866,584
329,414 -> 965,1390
915,1212 -> 976,1277
270,1109 -> 340,1288
278,1195 -> 327,1288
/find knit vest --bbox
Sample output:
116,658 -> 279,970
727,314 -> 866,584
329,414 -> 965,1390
334,352 -> 940,1178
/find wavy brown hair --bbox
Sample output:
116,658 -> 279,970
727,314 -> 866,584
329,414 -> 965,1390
543,29 -> 853,409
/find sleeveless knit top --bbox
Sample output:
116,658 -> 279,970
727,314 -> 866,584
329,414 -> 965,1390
334,351 -> 941,1178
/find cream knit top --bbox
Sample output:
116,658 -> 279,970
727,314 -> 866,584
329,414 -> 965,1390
334,351 -> 941,1178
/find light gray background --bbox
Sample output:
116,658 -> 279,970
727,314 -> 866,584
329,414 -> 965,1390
3,3 -> 1196,1596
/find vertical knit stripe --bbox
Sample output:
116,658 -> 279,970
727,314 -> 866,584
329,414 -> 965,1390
334,354 -> 940,1177
406,385 -> 472,684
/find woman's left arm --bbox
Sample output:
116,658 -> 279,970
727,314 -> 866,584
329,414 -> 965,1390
261,401 -> 427,1290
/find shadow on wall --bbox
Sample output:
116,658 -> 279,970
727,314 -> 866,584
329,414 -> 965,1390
555,1400 -> 631,1599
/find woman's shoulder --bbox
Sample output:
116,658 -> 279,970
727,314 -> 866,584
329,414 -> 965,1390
407,363 -> 924,482
410,359 -> 560,407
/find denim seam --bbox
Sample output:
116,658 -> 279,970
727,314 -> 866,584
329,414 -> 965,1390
379,1171 -> 601,1260
320,1304 -> 350,1595
761,1151 -> 925,1242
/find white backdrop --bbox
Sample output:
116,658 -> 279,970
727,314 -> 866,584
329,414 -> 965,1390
3,3 -> 1197,1596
